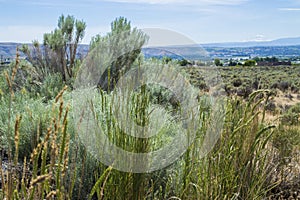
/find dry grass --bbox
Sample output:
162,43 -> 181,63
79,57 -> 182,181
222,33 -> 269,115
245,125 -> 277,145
1,53 -> 299,199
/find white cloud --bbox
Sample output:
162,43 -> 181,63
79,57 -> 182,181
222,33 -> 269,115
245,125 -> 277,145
101,0 -> 247,6
247,34 -> 274,42
253,34 -> 265,41
279,8 -> 300,11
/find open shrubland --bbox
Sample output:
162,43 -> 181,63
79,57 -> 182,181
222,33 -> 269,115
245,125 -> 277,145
1,56 -> 299,199
0,16 -> 299,200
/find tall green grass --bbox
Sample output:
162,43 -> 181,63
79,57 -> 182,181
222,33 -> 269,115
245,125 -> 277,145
1,55 -> 299,199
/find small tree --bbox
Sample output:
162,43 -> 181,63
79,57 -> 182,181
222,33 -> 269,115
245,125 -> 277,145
178,59 -> 189,66
21,14 -> 86,82
89,17 -> 148,92
162,56 -> 172,64
229,59 -> 237,66
243,60 -> 256,67
44,14 -> 86,81
214,58 -> 222,66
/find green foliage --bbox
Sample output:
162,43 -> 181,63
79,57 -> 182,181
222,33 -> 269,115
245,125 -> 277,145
164,91 -> 275,199
1,57 -> 65,102
39,73 -> 65,101
20,41 -> 56,82
1,62 -> 298,199
281,104 -> 300,125
289,102 -> 300,113
1,15 -> 299,200
243,59 -> 256,66
0,88 -> 73,200
232,77 -> 243,87
229,59 -> 238,66
254,56 -> 279,62
21,14 -> 86,83
88,17 -> 148,91
146,83 -> 180,111
45,14 -> 86,81
178,58 -> 189,66
272,125 -> 300,168
162,56 -> 172,64
185,65 -> 300,98
214,58 -> 222,66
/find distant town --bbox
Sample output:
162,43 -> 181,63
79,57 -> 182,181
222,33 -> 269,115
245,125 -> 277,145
1,42 -> 300,68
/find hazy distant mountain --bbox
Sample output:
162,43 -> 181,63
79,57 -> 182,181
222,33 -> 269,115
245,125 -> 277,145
1,36 -> 300,59
202,37 -> 300,48
142,46 -> 210,60
142,37 -> 300,59
0,43 -> 89,58
0,42 -> 22,58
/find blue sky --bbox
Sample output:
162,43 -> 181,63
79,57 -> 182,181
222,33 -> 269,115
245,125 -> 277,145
1,0 -> 300,44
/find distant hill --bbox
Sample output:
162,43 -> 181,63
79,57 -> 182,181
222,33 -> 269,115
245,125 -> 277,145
142,46 -> 210,60
1,36 -> 300,60
202,37 -> 300,48
0,42 -> 23,58
0,43 -> 89,58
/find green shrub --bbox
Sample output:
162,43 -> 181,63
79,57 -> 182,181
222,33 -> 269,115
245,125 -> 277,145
289,103 -> 300,114
157,90 -> 276,199
232,78 -> 242,87
39,73 -> 65,101
243,59 -> 256,66
271,124 -> 300,184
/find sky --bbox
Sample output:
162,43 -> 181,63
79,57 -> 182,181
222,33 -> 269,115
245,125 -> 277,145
1,0 -> 300,44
